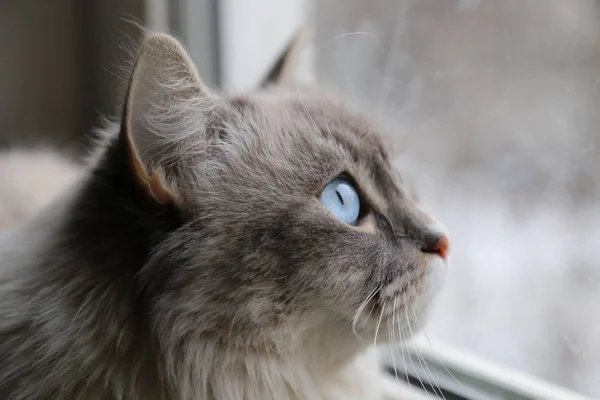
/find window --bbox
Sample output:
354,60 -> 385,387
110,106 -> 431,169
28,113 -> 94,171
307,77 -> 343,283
213,1 -> 599,398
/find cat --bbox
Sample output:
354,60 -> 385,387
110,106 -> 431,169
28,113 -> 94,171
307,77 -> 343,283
0,148 -> 82,229
0,31 -> 450,400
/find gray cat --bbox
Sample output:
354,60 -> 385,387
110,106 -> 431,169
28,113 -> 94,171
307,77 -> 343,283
0,32 -> 450,400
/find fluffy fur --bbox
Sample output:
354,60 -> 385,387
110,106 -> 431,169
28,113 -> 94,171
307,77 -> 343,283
0,32 -> 449,399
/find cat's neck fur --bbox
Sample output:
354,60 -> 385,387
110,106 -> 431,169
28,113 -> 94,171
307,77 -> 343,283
0,130 -> 381,400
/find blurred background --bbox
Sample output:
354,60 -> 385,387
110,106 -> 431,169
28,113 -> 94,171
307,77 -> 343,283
1,0 -> 599,397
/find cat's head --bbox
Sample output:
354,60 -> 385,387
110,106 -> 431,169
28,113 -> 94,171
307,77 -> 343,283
121,33 -> 449,353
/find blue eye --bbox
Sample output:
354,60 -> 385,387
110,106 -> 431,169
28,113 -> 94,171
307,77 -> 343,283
320,178 -> 360,225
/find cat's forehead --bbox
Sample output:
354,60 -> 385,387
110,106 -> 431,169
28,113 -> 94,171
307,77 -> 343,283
228,88 -> 390,162
222,88 -> 402,210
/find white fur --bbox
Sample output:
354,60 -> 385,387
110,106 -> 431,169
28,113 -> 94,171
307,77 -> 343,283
0,149 -> 82,229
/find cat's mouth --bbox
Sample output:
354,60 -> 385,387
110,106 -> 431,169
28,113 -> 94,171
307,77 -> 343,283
379,250 -> 448,306
351,254 -> 448,342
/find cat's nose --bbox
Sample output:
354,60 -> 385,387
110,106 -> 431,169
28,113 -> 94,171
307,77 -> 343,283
421,232 -> 450,260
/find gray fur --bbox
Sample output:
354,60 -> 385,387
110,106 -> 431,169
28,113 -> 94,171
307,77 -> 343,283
0,33 -> 449,400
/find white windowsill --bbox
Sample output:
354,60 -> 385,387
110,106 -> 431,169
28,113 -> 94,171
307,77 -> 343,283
382,337 -> 593,400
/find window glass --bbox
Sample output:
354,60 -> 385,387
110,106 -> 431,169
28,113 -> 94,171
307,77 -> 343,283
311,1 -> 600,397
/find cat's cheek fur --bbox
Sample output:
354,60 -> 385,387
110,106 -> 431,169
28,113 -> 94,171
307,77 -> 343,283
410,255 -> 448,334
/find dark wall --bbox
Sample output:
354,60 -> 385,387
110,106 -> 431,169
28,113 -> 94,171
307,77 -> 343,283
0,0 -> 146,150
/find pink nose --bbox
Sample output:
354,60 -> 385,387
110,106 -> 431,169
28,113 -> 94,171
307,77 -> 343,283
421,234 -> 450,260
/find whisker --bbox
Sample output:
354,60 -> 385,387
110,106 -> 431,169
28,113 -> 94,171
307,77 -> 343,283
350,127 -> 372,156
352,285 -> 381,339
317,32 -> 385,54
294,85 -> 321,137
387,313 -> 395,382
387,296 -> 400,382
318,32 -> 378,109
401,294 -> 438,398
396,299 -> 412,391
373,302 -> 386,349
364,286 -> 382,321
420,329 -> 485,398
410,304 -> 483,398
378,0 -> 410,112
404,294 -> 445,400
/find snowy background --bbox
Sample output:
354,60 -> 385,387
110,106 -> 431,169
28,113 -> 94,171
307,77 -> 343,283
312,1 -> 600,397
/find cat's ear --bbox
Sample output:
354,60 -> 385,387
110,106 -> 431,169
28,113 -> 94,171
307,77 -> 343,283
123,33 -> 215,204
260,27 -> 305,87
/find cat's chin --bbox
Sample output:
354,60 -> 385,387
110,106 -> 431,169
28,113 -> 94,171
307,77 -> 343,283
356,306 -> 428,347
355,255 -> 448,345
418,254 -> 449,314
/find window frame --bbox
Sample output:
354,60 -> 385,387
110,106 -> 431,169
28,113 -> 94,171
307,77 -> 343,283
383,338 -> 594,400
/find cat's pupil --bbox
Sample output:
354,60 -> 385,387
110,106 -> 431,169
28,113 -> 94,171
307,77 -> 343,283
336,190 -> 344,205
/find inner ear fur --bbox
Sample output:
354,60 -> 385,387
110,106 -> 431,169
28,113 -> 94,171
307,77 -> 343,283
122,33 -> 213,205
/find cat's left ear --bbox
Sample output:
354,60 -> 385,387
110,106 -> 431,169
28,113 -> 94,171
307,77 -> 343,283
260,27 -> 306,87
122,33 -> 217,205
